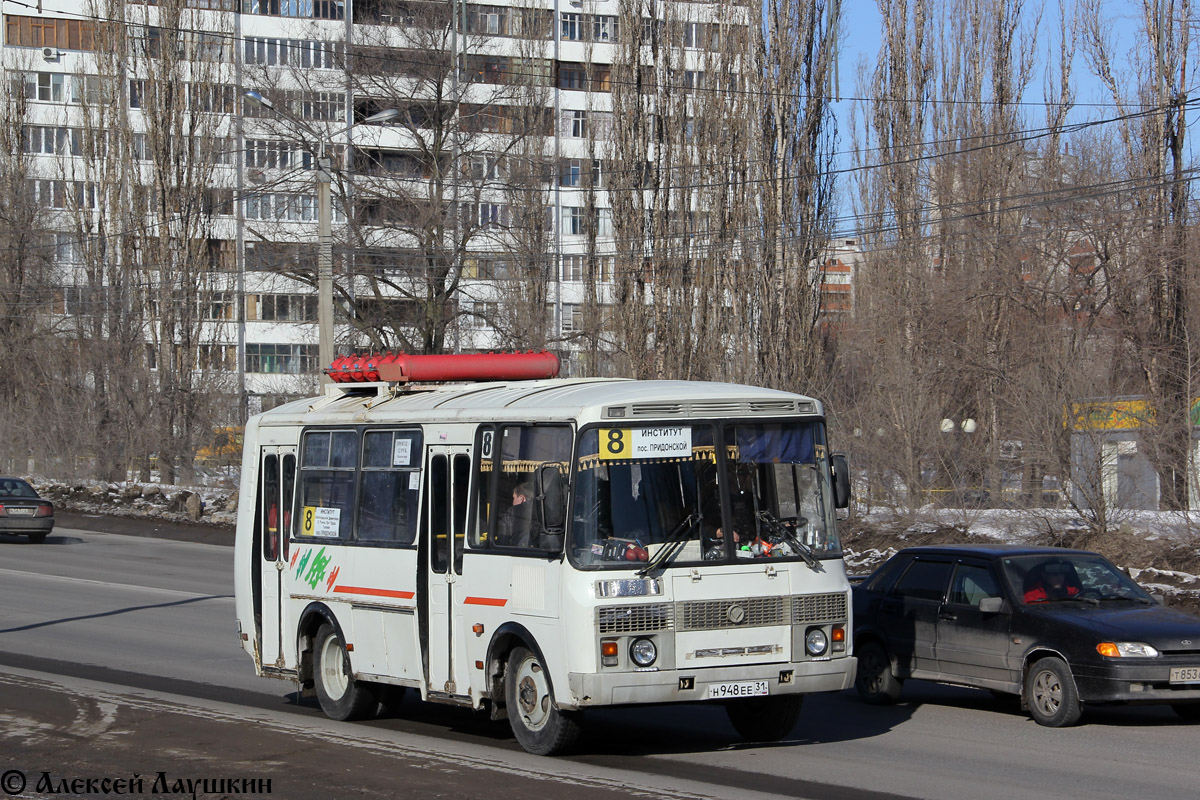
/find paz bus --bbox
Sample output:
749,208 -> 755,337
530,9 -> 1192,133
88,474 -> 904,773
233,352 -> 856,755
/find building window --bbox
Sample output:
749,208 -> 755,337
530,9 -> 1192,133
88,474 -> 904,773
592,15 -> 617,41
560,12 -> 580,40
203,188 -> 235,216
197,344 -> 237,371
245,37 -> 337,68
5,14 -> 97,50
561,159 -> 582,187
246,343 -> 318,374
257,293 -> 318,322
559,64 -> 586,90
562,206 -> 584,235
468,301 -> 498,328
560,304 -> 583,333
570,110 -> 587,138
244,193 -> 342,222
54,233 -> 82,264
561,254 -> 584,281
470,154 -> 502,181
22,125 -> 82,156
469,6 -> 506,34
242,0 -> 345,19
474,202 -> 508,228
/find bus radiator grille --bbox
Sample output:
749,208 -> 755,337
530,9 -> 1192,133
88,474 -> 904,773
596,603 -> 675,634
791,593 -> 848,625
677,596 -> 786,631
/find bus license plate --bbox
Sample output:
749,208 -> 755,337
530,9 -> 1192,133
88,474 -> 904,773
707,680 -> 769,699
1170,667 -> 1200,684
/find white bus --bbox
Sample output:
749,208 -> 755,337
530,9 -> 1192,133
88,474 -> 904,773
233,353 -> 856,755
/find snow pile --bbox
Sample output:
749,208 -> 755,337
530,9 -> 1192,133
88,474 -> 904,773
29,478 -> 237,528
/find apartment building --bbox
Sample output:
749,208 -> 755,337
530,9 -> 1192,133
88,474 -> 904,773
4,0 -> 842,418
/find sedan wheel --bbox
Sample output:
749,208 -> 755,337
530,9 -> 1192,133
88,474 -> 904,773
855,641 -> 902,705
1025,657 -> 1081,727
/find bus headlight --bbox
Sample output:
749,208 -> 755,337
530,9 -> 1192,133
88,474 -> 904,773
630,637 -> 658,667
805,628 -> 829,657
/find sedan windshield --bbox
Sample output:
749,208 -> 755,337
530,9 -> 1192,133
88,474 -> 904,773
570,421 -> 840,569
1002,554 -> 1153,604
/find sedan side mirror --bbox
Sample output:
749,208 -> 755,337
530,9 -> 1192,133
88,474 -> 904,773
978,596 -> 1008,614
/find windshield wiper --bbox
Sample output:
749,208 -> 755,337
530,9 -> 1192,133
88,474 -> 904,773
756,510 -> 820,569
637,511 -> 700,576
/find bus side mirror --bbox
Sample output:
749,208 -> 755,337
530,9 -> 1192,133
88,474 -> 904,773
536,466 -> 566,552
831,454 -> 851,509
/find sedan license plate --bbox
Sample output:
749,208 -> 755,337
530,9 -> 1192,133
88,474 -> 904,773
4,507 -> 34,517
707,680 -> 769,700
1170,667 -> 1200,684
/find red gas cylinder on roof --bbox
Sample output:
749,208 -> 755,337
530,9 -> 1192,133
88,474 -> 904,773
327,355 -> 353,382
324,350 -> 560,384
362,353 -> 381,382
377,351 -> 560,383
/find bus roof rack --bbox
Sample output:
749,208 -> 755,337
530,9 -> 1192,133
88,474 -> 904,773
325,351 -> 560,384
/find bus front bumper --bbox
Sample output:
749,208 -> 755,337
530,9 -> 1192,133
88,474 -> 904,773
565,657 -> 856,708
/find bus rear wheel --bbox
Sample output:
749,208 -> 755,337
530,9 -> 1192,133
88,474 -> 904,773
313,623 -> 377,721
725,695 -> 804,741
505,646 -> 580,755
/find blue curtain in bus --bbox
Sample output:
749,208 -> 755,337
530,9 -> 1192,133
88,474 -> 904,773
734,424 -> 815,464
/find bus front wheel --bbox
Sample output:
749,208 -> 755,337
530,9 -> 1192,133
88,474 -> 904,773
505,646 -> 581,755
725,695 -> 804,742
313,623 -> 377,721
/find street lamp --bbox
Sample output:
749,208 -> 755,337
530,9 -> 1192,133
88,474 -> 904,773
243,91 -> 399,382
940,417 -> 977,505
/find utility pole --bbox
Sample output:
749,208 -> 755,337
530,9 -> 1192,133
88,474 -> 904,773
317,153 -> 334,384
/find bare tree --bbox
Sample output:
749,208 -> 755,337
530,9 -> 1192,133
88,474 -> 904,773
1083,0 -> 1194,510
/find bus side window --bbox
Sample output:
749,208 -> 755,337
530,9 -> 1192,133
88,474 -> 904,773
430,454 -> 450,573
359,429 -> 422,545
493,424 -> 572,552
281,454 -> 295,559
263,454 -> 279,560
470,426 -> 495,548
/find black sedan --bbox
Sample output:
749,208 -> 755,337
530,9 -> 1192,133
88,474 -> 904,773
852,544 -> 1200,726
0,477 -> 54,543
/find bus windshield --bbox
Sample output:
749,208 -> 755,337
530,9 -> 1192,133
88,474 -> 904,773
570,421 -> 840,568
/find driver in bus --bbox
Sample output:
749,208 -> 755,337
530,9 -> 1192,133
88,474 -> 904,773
496,482 -> 542,548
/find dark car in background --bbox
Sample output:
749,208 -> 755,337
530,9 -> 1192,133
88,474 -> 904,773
852,544 -> 1200,726
0,477 -> 54,543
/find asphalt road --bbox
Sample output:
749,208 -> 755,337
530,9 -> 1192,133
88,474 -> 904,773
2,517 -> 1199,800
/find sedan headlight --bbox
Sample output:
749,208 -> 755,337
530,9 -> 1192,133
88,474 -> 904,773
1097,641 -> 1160,658
805,628 -> 829,657
630,637 -> 658,667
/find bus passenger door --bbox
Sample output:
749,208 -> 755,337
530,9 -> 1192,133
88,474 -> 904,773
423,447 -> 472,696
258,446 -> 296,670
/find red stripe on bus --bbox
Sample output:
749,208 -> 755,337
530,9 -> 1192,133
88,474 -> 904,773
333,585 -> 415,599
463,596 -> 508,607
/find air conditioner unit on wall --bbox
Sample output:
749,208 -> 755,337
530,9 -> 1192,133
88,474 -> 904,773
42,47 -> 59,61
